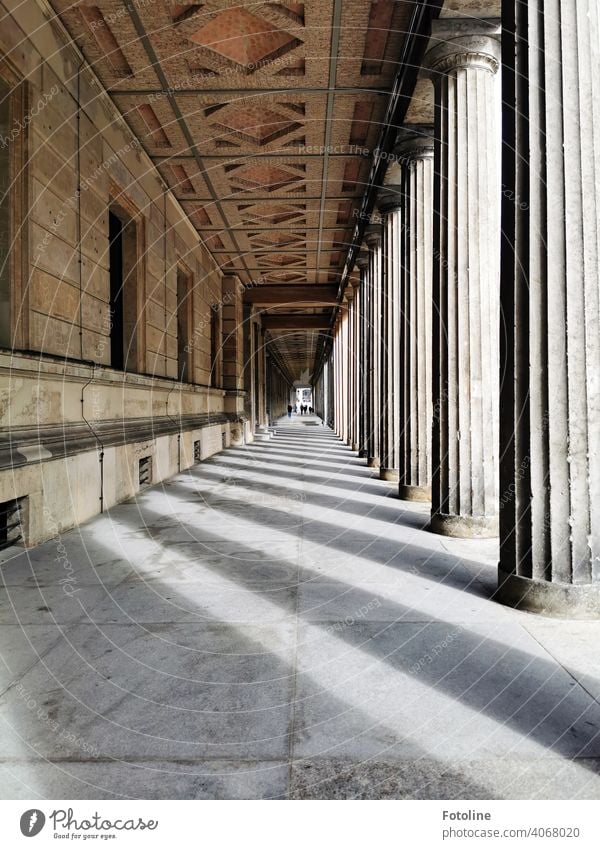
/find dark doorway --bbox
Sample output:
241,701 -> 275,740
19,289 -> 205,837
109,210 -> 124,370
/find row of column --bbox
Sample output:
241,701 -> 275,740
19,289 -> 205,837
333,9 -> 600,616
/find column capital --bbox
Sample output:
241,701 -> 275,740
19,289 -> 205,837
425,19 -> 501,78
394,124 -> 435,162
377,185 -> 403,214
364,223 -> 382,248
355,251 -> 370,270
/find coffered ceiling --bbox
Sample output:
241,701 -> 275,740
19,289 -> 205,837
50,0 -> 414,380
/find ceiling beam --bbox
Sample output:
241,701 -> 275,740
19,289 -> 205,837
262,314 -> 332,330
112,87 -> 389,96
243,285 -> 338,305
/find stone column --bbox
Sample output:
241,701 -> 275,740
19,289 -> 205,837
377,189 -> 402,482
497,0 -> 600,616
334,316 -> 342,436
396,126 -> 435,502
352,280 -> 361,451
340,305 -> 349,443
356,251 -> 370,457
426,21 -> 501,537
253,320 -> 271,440
345,284 -> 356,448
365,225 -> 383,468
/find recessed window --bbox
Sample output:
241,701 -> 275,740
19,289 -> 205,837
0,78 -> 11,347
210,303 -> 222,387
193,440 -> 202,463
109,204 -> 142,371
177,267 -> 193,382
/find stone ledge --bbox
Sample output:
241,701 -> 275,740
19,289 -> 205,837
0,413 -> 246,470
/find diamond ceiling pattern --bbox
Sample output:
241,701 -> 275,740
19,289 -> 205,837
187,7 -> 302,71
51,0 -> 414,380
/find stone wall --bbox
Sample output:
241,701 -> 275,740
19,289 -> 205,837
0,0 -> 244,546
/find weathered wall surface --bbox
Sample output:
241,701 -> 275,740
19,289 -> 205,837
0,0 -> 246,545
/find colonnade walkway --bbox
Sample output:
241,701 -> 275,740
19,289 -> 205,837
1,420 -> 600,799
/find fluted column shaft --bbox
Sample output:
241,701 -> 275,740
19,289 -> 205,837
346,286 -> 357,449
351,282 -> 360,451
427,22 -> 501,537
378,194 -> 402,481
356,253 -> 369,457
396,128 -> 435,501
341,307 -> 349,443
365,227 -> 383,468
498,0 -> 600,615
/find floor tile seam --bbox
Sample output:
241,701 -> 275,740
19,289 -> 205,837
521,625 -> 600,707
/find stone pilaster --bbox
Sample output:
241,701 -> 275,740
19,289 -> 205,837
426,21 -> 501,537
497,0 -> 600,615
395,126 -> 435,502
377,189 -> 402,482
364,225 -> 383,469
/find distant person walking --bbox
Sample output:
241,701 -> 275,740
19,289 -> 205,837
287,404 -> 293,418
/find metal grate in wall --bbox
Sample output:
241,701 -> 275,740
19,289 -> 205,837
138,456 -> 152,487
0,497 -> 25,550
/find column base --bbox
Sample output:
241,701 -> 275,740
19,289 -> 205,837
430,511 -> 499,539
398,483 -> 431,502
495,567 -> 600,619
253,427 -> 272,442
351,443 -> 358,452
367,456 -> 380,469
379,468 -> 399,482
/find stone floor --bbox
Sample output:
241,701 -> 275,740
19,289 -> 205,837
1,416 -> 600,799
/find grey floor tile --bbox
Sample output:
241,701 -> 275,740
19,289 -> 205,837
0,623 -> 295,762
292,621 -> 600,762
0,759 -> 289,799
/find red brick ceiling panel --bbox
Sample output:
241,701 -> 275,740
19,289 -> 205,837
113,94 -> 190,155
250,231 -> 306,249
134,1 -> 332,90
263,270 -> 307,283
336,0 -> 413,87
259,253 -> 306,267
360,0 -> 395,75
186,8 -> 302,71
52,1 -> 160,89
329,94 -> 386,159
179,199 -> 225,230
238,202 -> 306,226
78,6 -> 134,77
228,163 -> 303,192
155,158 -> 211,198
349,101 -> 375,146
210,159 -> 319,203
137,103 -> 171,146
48,0 -> 412,378
211,103 -> 302,146
178,93 -> 325,156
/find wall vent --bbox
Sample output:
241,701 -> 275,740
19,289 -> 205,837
138,456 -> 152,487
0,497 -> 25,550
222,432 -> 227,449
193,440 -> 202,463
